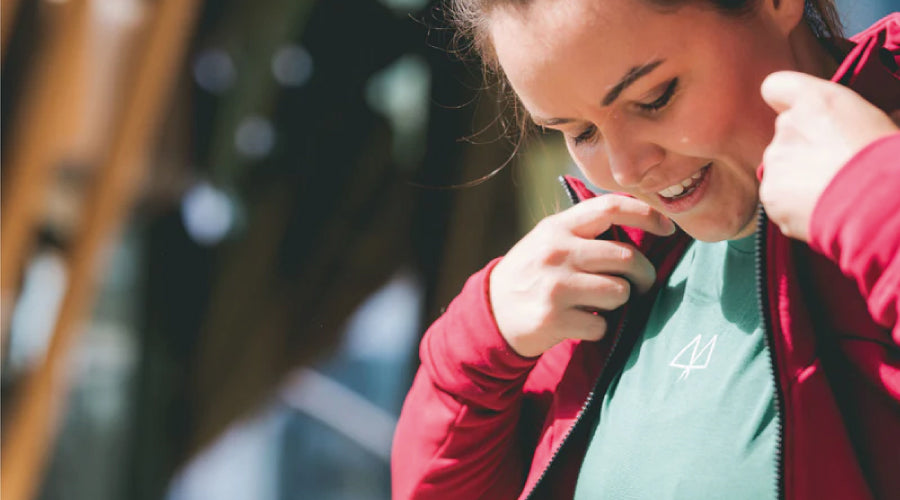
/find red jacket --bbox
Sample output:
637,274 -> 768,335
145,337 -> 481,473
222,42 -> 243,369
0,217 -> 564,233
393,14 -> 900,500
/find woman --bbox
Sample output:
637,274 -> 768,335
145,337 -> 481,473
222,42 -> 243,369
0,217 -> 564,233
393,0 -> 900,498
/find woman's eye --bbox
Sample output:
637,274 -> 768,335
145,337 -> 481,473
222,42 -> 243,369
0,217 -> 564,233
572,125 -> 597,145
636,78 -> 679,113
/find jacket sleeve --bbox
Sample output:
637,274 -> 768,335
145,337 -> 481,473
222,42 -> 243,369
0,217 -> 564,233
808,132 -> 900,343
391,258 -> 540,500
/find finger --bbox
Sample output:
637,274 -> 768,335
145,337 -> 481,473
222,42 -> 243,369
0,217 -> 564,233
558,273 -> 632,311
760,70 -> 834,114
570,240 -> 656,293
559,194 -> 676,239
560,307 -> 609,343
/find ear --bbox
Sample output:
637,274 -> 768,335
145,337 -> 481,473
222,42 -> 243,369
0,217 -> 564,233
762,0 -> 806,35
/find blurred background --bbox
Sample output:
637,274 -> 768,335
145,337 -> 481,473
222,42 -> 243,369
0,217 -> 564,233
0,1 -> 895,499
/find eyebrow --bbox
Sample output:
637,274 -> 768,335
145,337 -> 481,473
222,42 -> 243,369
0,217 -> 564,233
602,59 -> 665,106
532,58 -> 666,126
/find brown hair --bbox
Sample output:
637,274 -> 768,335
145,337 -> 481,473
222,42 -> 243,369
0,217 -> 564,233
450,0 -> 843,70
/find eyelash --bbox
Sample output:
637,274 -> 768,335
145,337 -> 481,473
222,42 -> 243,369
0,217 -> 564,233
570,77 -> 679,146
636,77 -> 679,113
573,126 -> 596,145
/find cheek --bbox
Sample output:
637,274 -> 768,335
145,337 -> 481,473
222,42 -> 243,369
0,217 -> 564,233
668,91 -> 743,156
675,76 -> 777,163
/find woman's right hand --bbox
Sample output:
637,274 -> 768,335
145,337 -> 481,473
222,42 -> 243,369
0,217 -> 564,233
489,194 -> 676,358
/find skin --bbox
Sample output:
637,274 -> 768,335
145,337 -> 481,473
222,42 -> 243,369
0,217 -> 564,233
483,0 -> 896,357
760,71 -> 899,241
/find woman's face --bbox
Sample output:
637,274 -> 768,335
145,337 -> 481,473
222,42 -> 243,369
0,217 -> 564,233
489,0 -> 804,241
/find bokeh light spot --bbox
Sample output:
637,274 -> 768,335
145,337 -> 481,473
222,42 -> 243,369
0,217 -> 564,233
234,116 -> 276,159
271,44 -> 313,87
181,181 -> 235,246
193,49 -> 236,94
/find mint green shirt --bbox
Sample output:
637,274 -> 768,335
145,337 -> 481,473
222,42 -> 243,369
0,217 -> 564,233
573,235 -> 778,500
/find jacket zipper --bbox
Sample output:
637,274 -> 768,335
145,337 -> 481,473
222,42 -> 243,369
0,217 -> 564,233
520,313 -> 629,500
755,207 -> 785,500
530,180 -> 786,499
521,178 -> 627,500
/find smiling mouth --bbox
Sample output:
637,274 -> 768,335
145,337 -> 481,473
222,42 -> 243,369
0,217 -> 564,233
657,163 -> 711,201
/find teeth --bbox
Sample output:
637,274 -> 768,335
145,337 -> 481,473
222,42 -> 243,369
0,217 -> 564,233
659,167 -> 707,199
659,183 -> 685,197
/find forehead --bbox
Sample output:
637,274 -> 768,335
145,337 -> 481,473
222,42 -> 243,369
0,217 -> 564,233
487,0 -> 691,116
489,0 -> 649,53
488,0 -> 630,75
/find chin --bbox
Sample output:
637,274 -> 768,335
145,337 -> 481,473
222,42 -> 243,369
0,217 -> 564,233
678,210 -> 759,242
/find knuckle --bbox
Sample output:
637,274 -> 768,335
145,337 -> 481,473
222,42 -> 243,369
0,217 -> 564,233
594,195 -> 618,216
762,142 -> 788,169
537,242 -> 569,267
633,201 -> 653,218
545,277 -> 568,302
816,85 -> 841,111
599,276 -> 629,307
777,221 -> 794,238
615,245 -> 637,267
774,112 -> 792,131
612,277 -> 631,299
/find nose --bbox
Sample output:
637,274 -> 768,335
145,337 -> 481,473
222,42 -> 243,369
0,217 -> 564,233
604,124 -> 665,189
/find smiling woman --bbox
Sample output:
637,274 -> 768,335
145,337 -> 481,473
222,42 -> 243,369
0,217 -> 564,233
486,0 -> 840,242
392,1 -> 900,499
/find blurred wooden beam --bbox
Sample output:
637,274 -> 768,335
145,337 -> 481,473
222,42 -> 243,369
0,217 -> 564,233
0,0 -> 201,498
0,0 -> 89,351
1,0 -> 21,60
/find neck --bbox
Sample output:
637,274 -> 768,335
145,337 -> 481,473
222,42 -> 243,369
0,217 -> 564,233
789,21 -> 841,79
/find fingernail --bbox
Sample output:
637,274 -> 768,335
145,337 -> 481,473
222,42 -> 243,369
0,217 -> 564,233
665,218 -> 677,234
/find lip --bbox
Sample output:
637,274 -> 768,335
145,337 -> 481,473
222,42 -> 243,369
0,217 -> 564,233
656,163 -> 712,214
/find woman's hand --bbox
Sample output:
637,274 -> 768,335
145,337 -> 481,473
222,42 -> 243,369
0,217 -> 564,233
489,195 -> 676,358
759,71 -> 899,242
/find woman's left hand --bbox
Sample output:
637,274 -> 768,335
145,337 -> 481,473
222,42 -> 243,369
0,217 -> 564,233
759,71 -> 899,242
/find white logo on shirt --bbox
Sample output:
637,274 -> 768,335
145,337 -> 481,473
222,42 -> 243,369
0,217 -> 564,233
669,334 -> 718,380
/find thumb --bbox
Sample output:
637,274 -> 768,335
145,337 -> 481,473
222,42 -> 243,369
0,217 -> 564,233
760,70 -> 831,114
